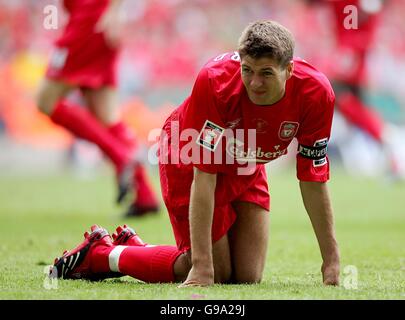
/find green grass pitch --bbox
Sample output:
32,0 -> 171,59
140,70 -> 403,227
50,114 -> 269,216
0,167 -> 404,300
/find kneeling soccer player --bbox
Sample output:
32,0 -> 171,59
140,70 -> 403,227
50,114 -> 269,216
51,20 -> 340,286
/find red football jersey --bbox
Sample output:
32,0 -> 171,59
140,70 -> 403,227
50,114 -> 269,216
159,52 -> 334,208
330,0 -> 381,53
176,52 -> 335,181
159,53 -> 335,207
46,0 -> 118,87
58,0 -> 110,47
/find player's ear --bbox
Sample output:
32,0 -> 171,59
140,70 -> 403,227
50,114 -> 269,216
285,60 -> 294,79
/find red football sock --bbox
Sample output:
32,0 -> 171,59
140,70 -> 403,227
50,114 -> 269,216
108,245 -> 182,283
108,122 -> 159,207
90,244 -> 115,274
50,100 -> 129,173
338,92 -> 384,142
108,121 -> 138,151
133,165 -> 159,207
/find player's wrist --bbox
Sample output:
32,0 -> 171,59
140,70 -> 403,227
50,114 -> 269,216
192,256 -> 214,268
322,249 -> 340,266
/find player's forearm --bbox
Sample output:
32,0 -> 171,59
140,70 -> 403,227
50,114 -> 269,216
108,0 -> 123,9
189,168 -> 217,269
104,0 -> 122,18
299,181 -> 340,264
96,0 -> 124,46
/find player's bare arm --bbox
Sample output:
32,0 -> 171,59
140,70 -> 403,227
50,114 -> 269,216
95,0 -> 124,48
180,168 -> 217,287
299,181 -> 340,286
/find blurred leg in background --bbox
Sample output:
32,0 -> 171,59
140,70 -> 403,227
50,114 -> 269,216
36,0 -> 160,216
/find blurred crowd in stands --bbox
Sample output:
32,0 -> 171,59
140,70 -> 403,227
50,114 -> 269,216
1,0 -> 405,176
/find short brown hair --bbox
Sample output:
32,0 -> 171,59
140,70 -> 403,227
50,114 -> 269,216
238,20 -> 295,68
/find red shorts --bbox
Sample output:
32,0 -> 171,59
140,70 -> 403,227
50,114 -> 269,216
45,33 -> 118,89
159,109 -> 270,251
164,168 -> 270,252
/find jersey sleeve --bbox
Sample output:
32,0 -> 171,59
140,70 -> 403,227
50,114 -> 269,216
181,68 -> 227,174
295,89 -> 335,182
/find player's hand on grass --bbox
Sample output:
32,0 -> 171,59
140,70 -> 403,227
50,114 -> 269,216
178,265 -> 214,288
322,260 -> 340,286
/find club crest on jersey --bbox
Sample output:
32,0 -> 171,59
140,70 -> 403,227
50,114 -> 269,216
278,121 -> 299,141
252,118 -> 269,134
197,120 -> 225,151
226,118 -> 242,129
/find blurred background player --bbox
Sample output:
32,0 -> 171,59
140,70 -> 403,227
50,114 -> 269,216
36,0 -> 159,216
308,0 -> 400,178
2,1 -> 404,181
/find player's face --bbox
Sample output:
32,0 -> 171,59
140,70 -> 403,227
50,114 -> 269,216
241,55 -> 293,106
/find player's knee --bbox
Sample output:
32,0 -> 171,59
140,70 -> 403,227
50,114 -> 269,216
36,87 -> 55,115
213,253 -> 232,284
173,251 -> 192,282
214,262 -> 232,284
36,80 -> 68,115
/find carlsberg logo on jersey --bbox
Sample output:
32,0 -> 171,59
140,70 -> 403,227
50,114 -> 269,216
154,121 -> 289,175
226,138 -> 287,162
